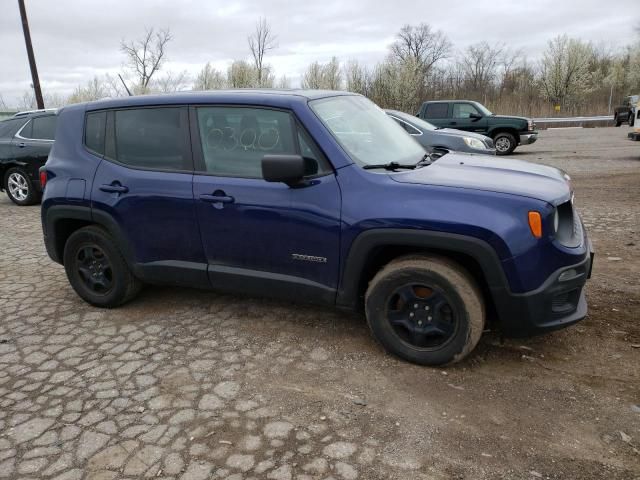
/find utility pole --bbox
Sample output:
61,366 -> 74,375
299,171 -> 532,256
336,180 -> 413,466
608,83 -> 614,116
18,0 -> 44,109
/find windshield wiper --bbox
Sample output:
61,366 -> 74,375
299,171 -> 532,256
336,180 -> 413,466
416,153 -> 434,166
363,162 -> 417,171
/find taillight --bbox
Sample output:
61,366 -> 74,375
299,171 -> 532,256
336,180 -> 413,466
39,169 -> 47,189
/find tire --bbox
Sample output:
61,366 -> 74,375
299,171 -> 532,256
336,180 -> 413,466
614,114 -> 621,127
630,112 -> 635,127
63,225 -> 142,308
4,167 -> 40,206
493,132 -> 517,155
365,255 -> 485,366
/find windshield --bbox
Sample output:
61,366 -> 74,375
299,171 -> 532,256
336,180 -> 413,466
310,95 -> 426,167
392,111 -> 437,131
473,102 -> 493,116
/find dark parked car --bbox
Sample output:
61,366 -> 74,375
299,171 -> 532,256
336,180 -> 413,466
614,94 -> 638,127
0,109 -> 57,205
417,100 -> 537,155
386,109 -> 495,157
41,90 -> 593,366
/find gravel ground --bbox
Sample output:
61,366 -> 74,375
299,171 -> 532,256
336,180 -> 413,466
0,126 -> 639,480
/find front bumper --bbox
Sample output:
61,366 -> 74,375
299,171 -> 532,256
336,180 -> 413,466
519,132 -> 538,145
493,241 -> 594,338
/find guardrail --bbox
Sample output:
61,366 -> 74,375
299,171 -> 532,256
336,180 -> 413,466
534,115 -> 613,123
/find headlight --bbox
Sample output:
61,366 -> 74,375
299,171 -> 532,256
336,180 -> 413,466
463,137 -> 486,150
528,119 -> 535,131
553,208 -> 559,233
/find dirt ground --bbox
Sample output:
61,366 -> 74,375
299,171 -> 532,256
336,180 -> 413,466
0,126 -> 638,480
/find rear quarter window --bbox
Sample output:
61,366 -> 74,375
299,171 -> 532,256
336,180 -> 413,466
84,111 -> 106,156
30,115 -> 57,140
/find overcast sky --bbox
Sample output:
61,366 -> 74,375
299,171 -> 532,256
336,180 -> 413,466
1,0 -> 638,107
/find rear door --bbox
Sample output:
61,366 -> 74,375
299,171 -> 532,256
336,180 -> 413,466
12,114 -> 56,187
422,102 -> 450,128
90,106 -> 206,285
0,118 -> 27,164
191,105 -> 342,302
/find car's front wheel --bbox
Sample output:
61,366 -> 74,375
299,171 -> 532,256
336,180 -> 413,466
63,226 -> 142,308
630,112 -> 636,127
365,255 -> 485,366
614,114 -> 621,127
493,132 -> 517,155
4,167 -> 40,206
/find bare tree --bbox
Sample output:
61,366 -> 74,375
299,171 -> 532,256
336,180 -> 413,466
67,76 -> 110,104
120,28 -> 172,92
155,71 -> 190,93
390,24 -> 452,74
18,90 -> 67,110
194,63 -> 226,90
345,60 -> 370,95
0,94 -> 7,110
248,17 -> 278,87
301,57 -> 342,89
276,75 -> 291,89
301,62 -> 324,89
227,60 -> 258,88
460,42 -> 504,94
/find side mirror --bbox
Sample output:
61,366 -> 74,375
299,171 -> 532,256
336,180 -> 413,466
262,154 -> 315,187
469,112 -> 483,120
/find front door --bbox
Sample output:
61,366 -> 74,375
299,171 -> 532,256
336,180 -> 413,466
191,105 -> 342,303
450,103 -> 487,133
91,106 -> 206,285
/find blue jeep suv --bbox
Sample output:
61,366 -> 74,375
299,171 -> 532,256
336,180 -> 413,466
41,90 -> 593,366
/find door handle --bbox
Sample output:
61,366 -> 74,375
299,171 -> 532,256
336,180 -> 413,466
99,183 -> 129,194
18,142 -> 26,148
450,121 -> 457,125
200,194 -> 234,204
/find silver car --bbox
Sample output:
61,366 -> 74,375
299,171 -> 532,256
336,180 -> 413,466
386,109 -> 496,158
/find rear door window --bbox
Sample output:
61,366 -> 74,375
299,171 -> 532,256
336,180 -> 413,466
30,115 -> 57,140
108,107 -> 191,171
424,103 -> 449,119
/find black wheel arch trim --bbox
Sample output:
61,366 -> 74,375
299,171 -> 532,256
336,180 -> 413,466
43,205 -> 134,267
336,228 -> 511,310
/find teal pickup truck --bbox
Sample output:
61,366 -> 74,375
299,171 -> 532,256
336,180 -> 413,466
417,100 -> 538,155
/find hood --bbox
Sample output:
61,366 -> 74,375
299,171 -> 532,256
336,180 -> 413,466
435,128 -> 491,142
492,114 -> 530,122
390,152 -> 571,205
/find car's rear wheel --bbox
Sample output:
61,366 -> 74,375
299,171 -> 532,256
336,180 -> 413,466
365,255 -> 485,366
493,132 -> 517,155
4,167 -> 40,206
630,112 -> 636,127
63,226 -> 142,308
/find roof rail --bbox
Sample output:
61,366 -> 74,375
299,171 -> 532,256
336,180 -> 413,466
13,108 -> 58,117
